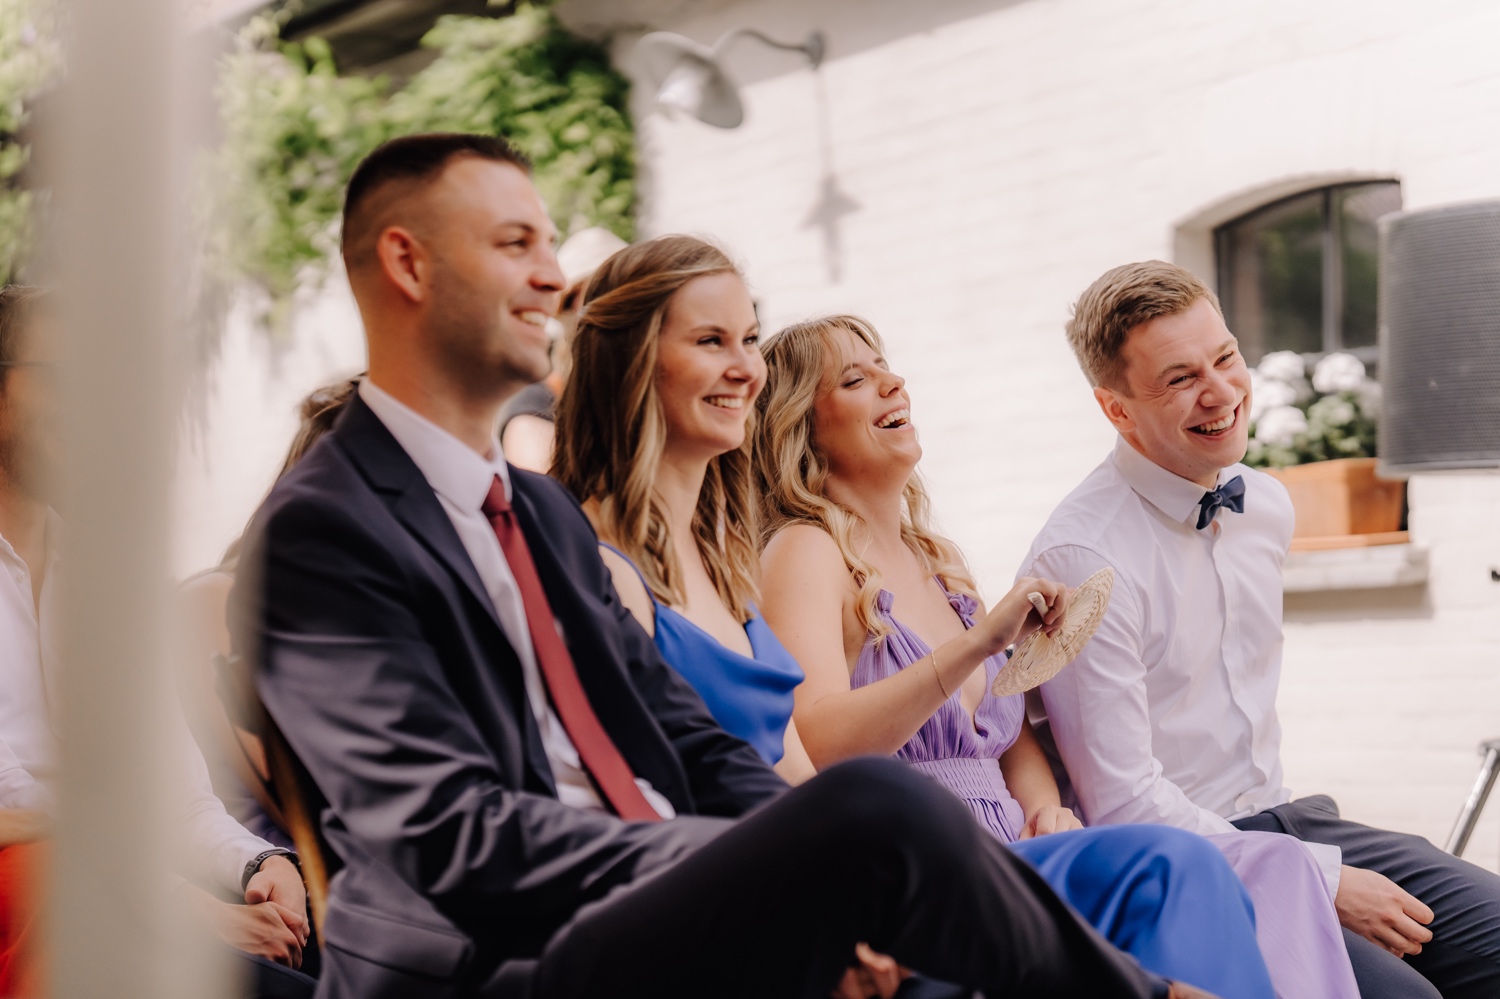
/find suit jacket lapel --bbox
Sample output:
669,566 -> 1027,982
333,396 -> 557,795
336,397 -> 504,636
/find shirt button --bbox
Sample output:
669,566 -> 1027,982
1235,793 -> 1253,811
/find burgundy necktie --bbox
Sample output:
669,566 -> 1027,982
481,476 -> 660,821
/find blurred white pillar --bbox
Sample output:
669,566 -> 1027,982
47,0 -> 200,996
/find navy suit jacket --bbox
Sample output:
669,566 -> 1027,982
233,395 -> 785,996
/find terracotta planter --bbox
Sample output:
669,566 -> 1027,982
1265,457 -> 1405,542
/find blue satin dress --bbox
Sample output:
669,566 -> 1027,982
601,544 -> 802,765
602,546 -> 1274,998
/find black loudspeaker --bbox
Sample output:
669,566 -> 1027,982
1379,199 -> 1500,474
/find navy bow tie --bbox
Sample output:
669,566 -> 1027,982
1196,475 -> 1246,530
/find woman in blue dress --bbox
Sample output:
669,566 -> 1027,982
552,234 -> 1277,999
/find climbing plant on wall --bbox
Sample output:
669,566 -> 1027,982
211,3 -> 635,323
0,0 -> 61,285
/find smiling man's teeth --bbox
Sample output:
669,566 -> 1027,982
1194,414 -> 1235,433
876,408 -> 910,429
518,310 -> 550,327
705,396 -> 744,409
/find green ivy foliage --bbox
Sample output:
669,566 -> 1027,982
211,4 -> 635,322
0,0 -> 61,285
211,18 -> 391,314
390,12 -> 635,240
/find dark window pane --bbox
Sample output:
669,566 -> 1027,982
1218,189 -> 1325,361
1338,182 -> 1402,349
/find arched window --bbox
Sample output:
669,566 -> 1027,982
1214,181 -> 1401,365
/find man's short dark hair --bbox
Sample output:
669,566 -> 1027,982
341,132 -> 532,271
0,285 -> 47,370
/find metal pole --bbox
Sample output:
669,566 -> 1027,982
46,0 -> 200,995
1446,743 -> 1500,857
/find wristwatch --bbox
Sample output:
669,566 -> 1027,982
242,848 -> 301,892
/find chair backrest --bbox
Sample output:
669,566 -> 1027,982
214,650 -> 341,939
262,715 -> 340,939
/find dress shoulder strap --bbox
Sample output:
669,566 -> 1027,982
597,542 -> 660,607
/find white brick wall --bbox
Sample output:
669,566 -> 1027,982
588,0 -> 1500,865
178,0 -> 1500,868
173,279 -> 366,576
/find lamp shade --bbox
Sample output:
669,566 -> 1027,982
636,31 -> 745,129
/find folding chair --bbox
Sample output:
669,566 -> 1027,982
214,653 -> 339,939
1445,737 -> 1500,857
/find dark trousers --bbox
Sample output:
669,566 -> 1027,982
239,952 -> 318,999
486,758 -> 1166,999
1234,794 -> 1500,999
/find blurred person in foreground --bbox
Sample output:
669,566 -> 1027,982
497,225 -> 627,471
233,131 -> 1220,999
0,286 -> 58,998
0,286 -> 314,998
755,313 -> 1357,999
1023,260 -> 1500,999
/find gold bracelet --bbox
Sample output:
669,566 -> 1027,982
930,650 -> 951,700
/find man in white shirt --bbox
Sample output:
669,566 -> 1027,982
0,286 -> 314,996
1023,260 -> 1500,999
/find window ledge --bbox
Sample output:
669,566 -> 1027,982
1282,542 -> 1428,593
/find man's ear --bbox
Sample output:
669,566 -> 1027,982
374,226 -> 428,305
1093,383 -> 1136,434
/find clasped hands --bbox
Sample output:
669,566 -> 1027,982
178,854 -> 310,969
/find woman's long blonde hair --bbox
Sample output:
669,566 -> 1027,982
754,314 -> 976,639
553,235 -> 760,622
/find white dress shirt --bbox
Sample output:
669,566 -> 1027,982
0,510 -> 61,803
358,380 -> 673,818
1023,437 -> 1341,891
0,513 -> 274,896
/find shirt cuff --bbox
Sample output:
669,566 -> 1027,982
1302,840 -> 1343,901
227,839 -> 277,898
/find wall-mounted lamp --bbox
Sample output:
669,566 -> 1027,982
636,28 -> 826,129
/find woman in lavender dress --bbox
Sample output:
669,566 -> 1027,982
755,314 -> 1358,999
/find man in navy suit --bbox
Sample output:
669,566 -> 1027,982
233,132 -> 1212,999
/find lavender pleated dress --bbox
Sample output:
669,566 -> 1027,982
854,585 -> 1358,999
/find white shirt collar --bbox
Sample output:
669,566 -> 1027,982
0,507 -> 64,577
1110,436 -> 1236,528
358,378 -> 511,511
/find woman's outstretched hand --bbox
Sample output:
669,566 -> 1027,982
972,576 -> 1069,658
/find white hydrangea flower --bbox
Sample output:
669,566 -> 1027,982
1249,371 -> 1298,423
1257,351 -> 1306,384
1311,352 -> 1367,394
1254,405 -> 1308,447
1309,395 -> 1356,427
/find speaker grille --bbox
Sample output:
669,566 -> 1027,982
1379,200 -> 1500,473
